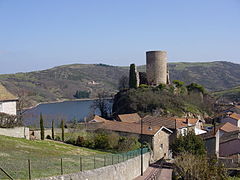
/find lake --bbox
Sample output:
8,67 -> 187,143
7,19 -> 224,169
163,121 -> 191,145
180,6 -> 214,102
23,99 -> 112,127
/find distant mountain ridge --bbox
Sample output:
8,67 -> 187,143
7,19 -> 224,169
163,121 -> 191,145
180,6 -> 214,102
0,61 -> 239,107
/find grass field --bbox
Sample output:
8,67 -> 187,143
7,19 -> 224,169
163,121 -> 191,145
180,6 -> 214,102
0,135 -> 111,179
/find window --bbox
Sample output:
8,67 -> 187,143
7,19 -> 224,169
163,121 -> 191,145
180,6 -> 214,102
160,144 -> 163,149
0,103 -> 3,112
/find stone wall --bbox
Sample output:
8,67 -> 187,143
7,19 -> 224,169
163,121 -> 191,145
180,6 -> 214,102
39,152 -> 150,180
0,126 -> 29,139
152,130 -> 170,160
30,129 -> 53,140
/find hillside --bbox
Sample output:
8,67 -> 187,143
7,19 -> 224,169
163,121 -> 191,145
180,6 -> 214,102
213,86 -> 240,102
0,64 -> 127,107
138,61 -> 240,92
0,61 -> 239,107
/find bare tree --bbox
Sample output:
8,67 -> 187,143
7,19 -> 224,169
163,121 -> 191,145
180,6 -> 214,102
92,91 -> 112,119
16,89 -> 29,124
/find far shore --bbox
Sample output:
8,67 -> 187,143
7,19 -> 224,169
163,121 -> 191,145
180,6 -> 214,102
24,97 -> 112,110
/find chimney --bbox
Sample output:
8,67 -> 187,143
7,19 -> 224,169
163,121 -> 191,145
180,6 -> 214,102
186,118 -> 189,125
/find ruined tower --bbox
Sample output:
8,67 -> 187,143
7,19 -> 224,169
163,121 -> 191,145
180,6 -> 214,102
146,51 -> 168,85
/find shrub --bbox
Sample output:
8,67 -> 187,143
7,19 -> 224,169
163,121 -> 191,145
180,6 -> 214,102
55,136 -> 61,141
139,84 -> 149,89
65,137 -> 76,145
0,112 -> 21,128
76,136 -> 85,146
171,131 -> 206,156
117,135 -> 141,152
108,132 -> 120,149
174,152 -> 227,180
129,64 -> 138,89
173,80 -> 185,88
40,113 -> 44,140
60,120 -> 64,141
51,120 -> 54,140
93,133 -> 109,149
187,83 -> 205,93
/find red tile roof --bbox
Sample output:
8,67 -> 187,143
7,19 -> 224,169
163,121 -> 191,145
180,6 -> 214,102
217,122 -> 239,132
141,115 -> 194,129
117,113 -> 141,123
90,115 -> 107,123
100,119 -> 172,135
229,113 -> 240,121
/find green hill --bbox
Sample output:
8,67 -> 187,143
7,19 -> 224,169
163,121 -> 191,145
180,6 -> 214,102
213,86 -> 240,102
0,61 -> 239,107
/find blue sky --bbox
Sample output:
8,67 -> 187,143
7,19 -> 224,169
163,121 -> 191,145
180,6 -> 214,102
0,0 -> 240,74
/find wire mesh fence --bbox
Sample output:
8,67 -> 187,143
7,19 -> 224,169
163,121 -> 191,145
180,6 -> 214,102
0,148 -> 149,179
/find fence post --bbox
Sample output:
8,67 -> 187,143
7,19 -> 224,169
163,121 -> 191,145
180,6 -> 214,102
61,158 -> 63,175
104,156 -> 106,166
112,155 -> 114,165
93,156 -> 96,169
28,159 -> 31,180
80,156 -> 82,171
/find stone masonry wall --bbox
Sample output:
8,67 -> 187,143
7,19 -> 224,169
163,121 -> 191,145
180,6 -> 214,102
0,126 -> 29,139
39,152 -> 150,180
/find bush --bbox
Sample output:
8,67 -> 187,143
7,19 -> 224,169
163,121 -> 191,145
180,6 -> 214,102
173,80 -> 185,88
0,112 -> 21,128
55,136 -> 61,141
174,153 -> 227,180
139,84 -> 149,89
76,136 -> 84,146
93,133 -> 109,149
65,137 -> 76,145
117,135 -> 141,152
187,83 -> 205,93
171,131 -> 206,156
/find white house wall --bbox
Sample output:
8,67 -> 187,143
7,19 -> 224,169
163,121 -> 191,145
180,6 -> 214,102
0,101 -> 17,115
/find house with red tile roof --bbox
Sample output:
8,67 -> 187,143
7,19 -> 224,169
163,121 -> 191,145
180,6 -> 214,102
201,122 -> 240,158
140,115 -> 206,144
0,84 -> 18,115
94,118 -> 172,161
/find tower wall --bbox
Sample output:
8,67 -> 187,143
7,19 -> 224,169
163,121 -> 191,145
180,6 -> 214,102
146,51 -> 167,85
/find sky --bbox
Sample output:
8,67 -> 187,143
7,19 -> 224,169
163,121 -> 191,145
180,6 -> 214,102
0,0 -> 240,74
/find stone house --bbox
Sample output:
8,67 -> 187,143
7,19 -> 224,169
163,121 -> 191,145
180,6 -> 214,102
96,119 -> 172,161
200,122 -> 239,158
141,115 -> 206,144
0,84 -> 18,115
219,130 -> 240,157
200,130 -> 220,157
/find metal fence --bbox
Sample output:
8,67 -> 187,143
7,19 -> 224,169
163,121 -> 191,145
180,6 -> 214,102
0,148 -> 149,179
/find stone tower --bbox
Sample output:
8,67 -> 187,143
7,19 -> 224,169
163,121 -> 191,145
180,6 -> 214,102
146,51 -> 168,85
